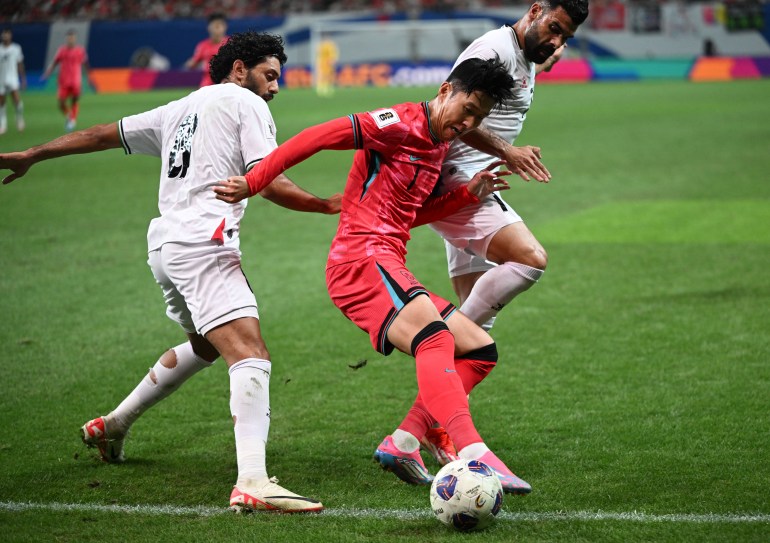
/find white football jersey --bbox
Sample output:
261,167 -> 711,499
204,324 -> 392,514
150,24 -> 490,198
443,25 -> 536,174
119,83 -> 277,251
0,42 -> 24,87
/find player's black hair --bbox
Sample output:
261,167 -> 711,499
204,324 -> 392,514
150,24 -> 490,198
208,12 -> 226,23
209,31 -> 288,85
540,0 -> 589,25
445,57 -> 514,110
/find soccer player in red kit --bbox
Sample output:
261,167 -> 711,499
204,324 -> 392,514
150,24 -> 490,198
215,57 -> 533,494
43,29 -> 88,131
185,13 -> 228,87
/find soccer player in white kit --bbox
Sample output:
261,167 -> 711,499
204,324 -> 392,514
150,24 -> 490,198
0,32 -> 339,513
415,0 -> 590,468
0,28 -> 26,134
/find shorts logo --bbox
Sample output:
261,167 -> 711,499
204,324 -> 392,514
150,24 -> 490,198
370,108 -> 400,129
399,270 -> 419,285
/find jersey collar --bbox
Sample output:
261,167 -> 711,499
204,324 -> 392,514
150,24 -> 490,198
421,101 -> 441,144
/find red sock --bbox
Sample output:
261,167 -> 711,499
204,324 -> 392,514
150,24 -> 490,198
397,393 -> 433,440
454,358 -> 496,393
413,324 -> 482,451
71,102 -> 79,121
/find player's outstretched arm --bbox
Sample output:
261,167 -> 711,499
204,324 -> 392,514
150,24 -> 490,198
460,126 -> 551,183
413,161 -> 511,228
215,116 -> 355,204
0,123 -> 122,185
258,173 -> 342,214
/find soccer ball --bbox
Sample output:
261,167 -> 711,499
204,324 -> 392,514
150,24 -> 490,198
429,459 -> 504,531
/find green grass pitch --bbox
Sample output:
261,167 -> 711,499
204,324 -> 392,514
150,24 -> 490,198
1,79 -> 769,542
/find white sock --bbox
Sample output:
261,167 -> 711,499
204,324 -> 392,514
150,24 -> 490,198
15,101 -> 23,117
107,342 -> 214,435
459,262 -> 544,328
0,108 -> 6,131
392,429 -> 420,453
229,358 -> 271,487
457,442 -> 490,460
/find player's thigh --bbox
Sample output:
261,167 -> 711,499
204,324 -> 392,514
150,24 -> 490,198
327,257 -> 448,356
160,242 -> 260,344
386,294 -> 444,354
204,317 -> 269,366
445,309 -> 493,355
147,248 -> 197,334
486,221 -> 548,269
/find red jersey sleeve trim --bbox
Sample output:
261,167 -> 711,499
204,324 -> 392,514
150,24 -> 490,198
245,116 -> 355,196
412,185 -> 479,228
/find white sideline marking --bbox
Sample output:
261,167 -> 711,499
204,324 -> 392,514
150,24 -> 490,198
1,501 -> 769,524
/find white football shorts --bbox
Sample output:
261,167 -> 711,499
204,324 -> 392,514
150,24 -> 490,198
429,165 -> 523,278
148,241 -> 259,336
0,79 -> 20,94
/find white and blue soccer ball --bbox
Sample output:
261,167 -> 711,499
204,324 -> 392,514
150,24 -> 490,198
429,458 -> 504,531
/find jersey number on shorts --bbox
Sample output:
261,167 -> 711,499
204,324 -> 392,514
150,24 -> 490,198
168,113 -> 198,179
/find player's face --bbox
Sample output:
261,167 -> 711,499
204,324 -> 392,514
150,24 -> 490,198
1,31 -> 10,45
243,57 -> 281,102
435,84 -> 495,142
66,33 -> 77,47
523,5 -> 577,64
208,20 -> 227,40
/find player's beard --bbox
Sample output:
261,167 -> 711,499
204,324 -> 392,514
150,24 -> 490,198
523,20 -> 556,64
244,71 -> 274,103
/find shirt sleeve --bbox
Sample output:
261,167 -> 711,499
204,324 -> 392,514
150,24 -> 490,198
244,116 -> 354,196
350,107 -> 410,156
238,96 -> 278,173
412,185 -> 479,228
118,104 -> 165,156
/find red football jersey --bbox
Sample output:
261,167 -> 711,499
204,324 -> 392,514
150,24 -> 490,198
191,37 -> 228,86
54,45 -> 87,88
328,101 -> 449,265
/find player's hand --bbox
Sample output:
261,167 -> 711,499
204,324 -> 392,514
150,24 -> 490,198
503,145 -> 551,183
322,193 -> 343,214
214,176 -> 250,203
467,160 -> 511,200
0,152 -> 33,185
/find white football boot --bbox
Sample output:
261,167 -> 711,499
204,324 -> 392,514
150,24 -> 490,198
230,477 -> 323,513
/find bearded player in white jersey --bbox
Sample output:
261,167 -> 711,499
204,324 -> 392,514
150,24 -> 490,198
392,0 -> 590,472
0,32 -> 340,513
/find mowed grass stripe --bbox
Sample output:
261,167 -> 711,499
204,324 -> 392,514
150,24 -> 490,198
2,501 -> 770,524
538,200 -> 770,244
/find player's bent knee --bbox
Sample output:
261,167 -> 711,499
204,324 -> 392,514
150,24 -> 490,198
410,321 -> 451,356
508,246 -> 547,271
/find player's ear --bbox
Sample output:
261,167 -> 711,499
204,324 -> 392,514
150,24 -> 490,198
438,81 -> 453,99
530,2 -> 542,19
230,59 -> 246,79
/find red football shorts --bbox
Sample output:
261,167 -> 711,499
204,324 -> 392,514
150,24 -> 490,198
326,255 -> 456,355
57,84 -> 81,100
